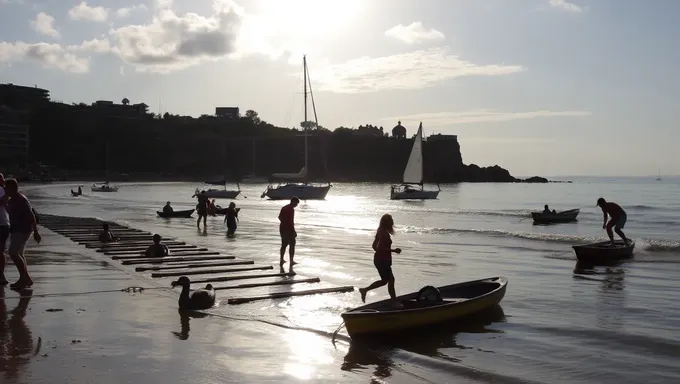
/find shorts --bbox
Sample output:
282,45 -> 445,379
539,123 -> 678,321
197,206 -> 207,216
0,225 -> 9,248
608,212 -> 627,230
374,259 -> 394,281
280,229 -> 296,246
8,232 -> 31,257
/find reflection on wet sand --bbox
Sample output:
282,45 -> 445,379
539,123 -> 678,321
341,305 -> 506,381
573,261 -> 627,330
0,288 -> 36,381
172,309 -> 209,340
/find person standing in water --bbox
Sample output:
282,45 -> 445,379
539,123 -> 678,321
359,214 -> 403,308
4,179 -> 41,289
195,191 -> 209,229
278,197 -> 299,265
0,173 -> 10,285
224,202 -> 239,237
597,197 -> 630,246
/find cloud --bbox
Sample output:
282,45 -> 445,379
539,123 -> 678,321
0,41 -> 89,73
68,1 -> 109,22
384,22 -> 445,45
31,12 -> 60,38
67,37 -> 111,53
116,4 -> 148,18
310,47 -> 524,93
380,110 -> 591,126
108,0 -> 246,73
0,0 -> 25,4
549,0 -> 583,13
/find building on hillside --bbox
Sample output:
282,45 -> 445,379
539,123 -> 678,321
0,83 -> 50,110
392,121 -> 407,139
92,100 -> 149,117
354,124 -> 384,136
0,108 -> 30,161
215,107 -> 240,119
426,133 -> 458,143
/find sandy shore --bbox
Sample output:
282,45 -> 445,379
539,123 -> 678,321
1,230 -> 460,384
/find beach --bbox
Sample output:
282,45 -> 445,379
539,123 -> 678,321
2,178 -> 680,383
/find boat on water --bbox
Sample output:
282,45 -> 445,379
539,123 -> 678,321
531,208 -> 580,224
157,209 -> 195,218
194,181 -> 241,199
262,56 -> 331,200
341,276 -> 507,337
573,240 -> 635,266
390,122 -> 440,200
91,182 -> 118,192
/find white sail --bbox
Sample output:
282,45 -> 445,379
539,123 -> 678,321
402,122 -> 423,184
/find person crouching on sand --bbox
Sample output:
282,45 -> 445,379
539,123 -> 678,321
359,214 -> 403,309
98,223 -> 118,243
145,234 -> 169,257
597,197 -> 630,246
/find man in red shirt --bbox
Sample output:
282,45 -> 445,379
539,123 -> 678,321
597,197 -> 630,246
279,197 -> 300,265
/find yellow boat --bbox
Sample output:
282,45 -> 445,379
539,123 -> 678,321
341,276 -> 508,337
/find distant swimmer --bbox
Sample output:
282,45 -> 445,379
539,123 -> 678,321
278,197 -> 299,265
145,234 -> 169,257
98,223 -> 119,243
163,201 -> 174,215
223,202 -> 239,237
359,214 -> 403,309
596,197 -> 630,246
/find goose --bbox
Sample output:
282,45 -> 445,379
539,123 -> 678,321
170,276 -> 216,310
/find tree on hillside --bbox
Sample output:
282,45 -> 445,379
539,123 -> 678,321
300,120 -> 316,130
245,109 -> 261,125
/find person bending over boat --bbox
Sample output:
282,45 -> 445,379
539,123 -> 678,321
195,191 -> 209,229
224,202 -> 239,237
4,178 -> 41,289
359,214 -> 403,309
279,197 -> 299,265
98,223 -> 119,243
596,197 -> 630,246
163,202 -> 174,215
0,173 -> 10,285
145,234 -> 169,257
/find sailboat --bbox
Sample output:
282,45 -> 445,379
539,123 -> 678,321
92,137 -> 119,192
261,56 -> 332,200
194,137 -> 241,198
390,122 -> 440,200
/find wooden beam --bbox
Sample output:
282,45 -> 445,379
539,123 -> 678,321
227,286 -> 355,304
86,241 -> 186,249
214,278 -> 320,290
121,255 -> 236,265
135,260 -> 254,272
151,265 -> 273,278
190,272 -> 293,284
100,245 -> 200,254
111,251 -> 218,260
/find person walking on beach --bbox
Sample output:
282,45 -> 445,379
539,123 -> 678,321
279,197 -> 299,265
195,191 -> 209,229
0,173 -> 10,285
224,202 -> 239,237
359,214 -> 403,309
4,179 -> 41,290
597,197 -> 630,246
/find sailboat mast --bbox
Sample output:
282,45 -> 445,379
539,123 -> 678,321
303,55 -> 308,181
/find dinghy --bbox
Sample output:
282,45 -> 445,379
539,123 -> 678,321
157,209 -> 195,218
531,208 -> 579,224
341,276 -> 507,337
573,240 -> 635,266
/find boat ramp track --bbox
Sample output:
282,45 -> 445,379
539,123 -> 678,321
38,214 -> 354,305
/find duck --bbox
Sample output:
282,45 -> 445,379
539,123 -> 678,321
170,276 -> 216,310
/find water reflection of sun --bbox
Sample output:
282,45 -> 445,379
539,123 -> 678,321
282,328 -> 335,380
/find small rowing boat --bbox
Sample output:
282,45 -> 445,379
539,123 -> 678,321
341,276 -> 507,337
157,209 -> 195,218
531,208 -> 579,224
572,240 -> 635,266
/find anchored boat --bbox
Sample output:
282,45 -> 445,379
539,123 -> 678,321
531,208 -> 580,224
573,240 -> 635,265
157,209 -> 195,218
341,276 -> 507,337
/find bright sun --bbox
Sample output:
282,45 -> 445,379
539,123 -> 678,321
255,0 -> 363,39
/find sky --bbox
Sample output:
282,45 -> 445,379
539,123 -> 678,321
0,0 -> 679,177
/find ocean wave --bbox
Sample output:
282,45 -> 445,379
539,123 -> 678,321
629,204 -> 658,210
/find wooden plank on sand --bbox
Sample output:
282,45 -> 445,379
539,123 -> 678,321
214,277 -> 321,291
86,241 -> 186,248
190,272 -> 293,284
121,255 -> 236,265
135,260 -> 254,272
227,286 -> 355,304
101,245 -> 200,254
151,265 -> 273,278
111,251 -> 218,260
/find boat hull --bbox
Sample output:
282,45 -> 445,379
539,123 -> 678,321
157,209 -> 195,218
532,208 -> 579,224
573,240 -> 635,266
389,185 -> 439,200
91,186 -> 118,192
341,276 -> 507,337
201,189 -> 241,199
263,184 -> 331,200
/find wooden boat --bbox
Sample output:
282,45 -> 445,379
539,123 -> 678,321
341,276 -> 507,337
157,209 -> 195,218
91,182 -> 118,192
531,208 -> 579,224
573,240 -> 635,265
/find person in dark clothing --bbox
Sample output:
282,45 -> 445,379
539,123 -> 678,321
162,202 -> 174,215
224,202 -> 240,236
195,191 -> 209,229
358,214 -> 403,308
597,197 -> 630,246
4,178 -> 41,290
0,173 -> 10,285
98,223 -> 119,243
145,234 -> 169,257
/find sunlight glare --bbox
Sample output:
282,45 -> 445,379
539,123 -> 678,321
282,328 -> 334,380
257,0 -> 363,39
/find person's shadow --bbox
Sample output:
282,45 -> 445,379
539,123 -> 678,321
171,309 -> 209,341
0,288 -> 38,381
